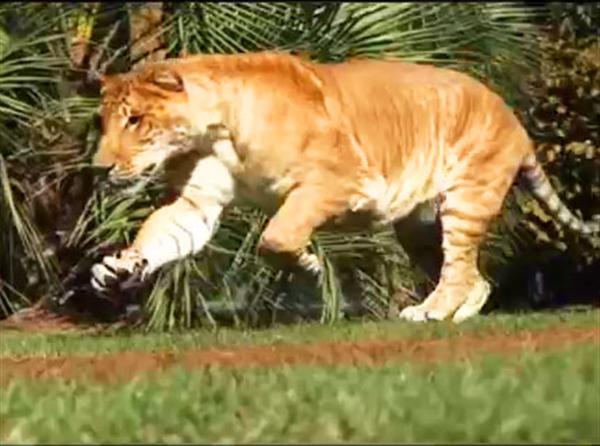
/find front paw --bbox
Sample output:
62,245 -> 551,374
90,248 -> 150,294
297,252 -> 323,276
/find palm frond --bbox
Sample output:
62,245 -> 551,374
0,2 -> 551,328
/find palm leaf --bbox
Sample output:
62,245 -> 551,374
0,2 -> 548,329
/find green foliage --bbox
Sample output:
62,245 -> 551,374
512,25 -> 600,263
547,2 -> 600,39
473,6 -> 600,312
0,3 -> 547,329
0,6 -> 72,316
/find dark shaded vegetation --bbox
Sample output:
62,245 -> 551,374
0,3 -> 597,331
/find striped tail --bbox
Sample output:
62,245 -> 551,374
520,153 -> 600,236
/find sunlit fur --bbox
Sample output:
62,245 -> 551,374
92,51 -> 599,322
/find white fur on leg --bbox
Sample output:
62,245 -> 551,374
91,155 -> 236,293
135,200 -> 224,274
135,154 -> 236,272
90,198 -> 226,292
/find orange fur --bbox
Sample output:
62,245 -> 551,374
91,51 -> 598,322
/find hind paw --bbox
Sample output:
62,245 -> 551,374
451,280 -> 491,323
398,305 -> 448,322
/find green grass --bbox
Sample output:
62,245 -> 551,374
1,309 -> 598,443
2,308 -> 598,358
2,344 -> 599,443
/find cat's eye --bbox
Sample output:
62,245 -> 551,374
128,115 -> 141,126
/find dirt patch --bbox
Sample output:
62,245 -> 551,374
0,305 -> 105,333
1,326 -> 598,385
0,304 -> 139,334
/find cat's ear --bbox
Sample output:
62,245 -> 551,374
98,73 -> 129,95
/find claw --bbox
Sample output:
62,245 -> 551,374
90,262 -> 118,292
298,252 -> 322,275
90,248 -> 149,294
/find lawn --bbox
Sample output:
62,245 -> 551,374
1,309 -> 599,443
2,308 -> 598,357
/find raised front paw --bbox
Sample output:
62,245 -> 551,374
297,251 -> 323,276
90,248 -> 150,294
